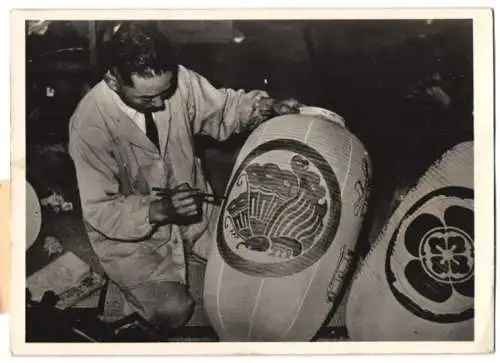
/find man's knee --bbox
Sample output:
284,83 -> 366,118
147,282 -> 195,329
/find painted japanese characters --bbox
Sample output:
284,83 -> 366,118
346,141 -> 474,341
204,108 -> 371,341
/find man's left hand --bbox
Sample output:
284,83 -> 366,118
258,97 -> 302,118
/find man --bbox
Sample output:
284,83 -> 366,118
68,21 -> 301,330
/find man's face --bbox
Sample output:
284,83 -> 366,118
117,71 -> 177,113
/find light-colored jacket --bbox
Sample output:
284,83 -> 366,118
68,65 -> 268,286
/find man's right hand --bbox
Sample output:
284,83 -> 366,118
149,183 -> 202,225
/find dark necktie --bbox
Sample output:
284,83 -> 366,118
144,112 -> 160,151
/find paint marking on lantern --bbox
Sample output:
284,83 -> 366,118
385,187 -> 474,323
327,245 -> 355,302
247,278 -> 265,339
218,139 -> 341,277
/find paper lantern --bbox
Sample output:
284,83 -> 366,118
26,181 -> 42,250
345,141 -> 474,341
203,107 -> 372,341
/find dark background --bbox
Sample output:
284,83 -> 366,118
25,18 -> 473,276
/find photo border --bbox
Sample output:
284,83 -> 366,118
10,7 -> 495,355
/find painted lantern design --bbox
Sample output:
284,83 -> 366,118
386,187 -> 474,323
345,141 -> 473,341
218,140 -> 341,277
204,108 -> 372,342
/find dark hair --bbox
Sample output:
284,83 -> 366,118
102,21 -> 179,86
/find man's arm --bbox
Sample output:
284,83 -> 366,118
183,68 -> 270,141
69,128 -> 154,242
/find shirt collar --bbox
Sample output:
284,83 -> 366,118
105,82 -> 142,121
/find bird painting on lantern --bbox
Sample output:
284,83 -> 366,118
223,152 -> 330,264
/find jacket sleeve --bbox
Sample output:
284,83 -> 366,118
184,68 -> 269,141
69,127 -> 154,242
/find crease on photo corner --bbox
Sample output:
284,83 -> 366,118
0,180 -> 10,313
